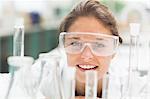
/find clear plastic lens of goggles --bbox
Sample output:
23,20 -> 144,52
65,42 -> 117,56
59,32 -> 119,56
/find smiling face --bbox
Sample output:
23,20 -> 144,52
67,16 -> 113,83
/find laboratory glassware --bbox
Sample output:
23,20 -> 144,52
13,18 -> 24,56
5,56 -> 34,99
38,55 -> 65,99
127,23 -> 150,99
127,23 -> 141,98
5,18 -> 25,99
102,74 -> 128,99
62,66 -> 76,99
85,70 -> 98,99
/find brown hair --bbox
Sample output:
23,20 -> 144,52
59,0 -> 122,44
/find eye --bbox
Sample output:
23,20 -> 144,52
70,41 -> 82,46
94,42 -> 105,48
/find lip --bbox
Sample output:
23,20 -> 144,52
76,64 -> 98,71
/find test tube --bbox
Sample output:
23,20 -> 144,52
13,18 -> 24,56
62,67 -> 76,99
85,70 -> 98,99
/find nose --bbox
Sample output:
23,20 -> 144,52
81,46 -> 94,61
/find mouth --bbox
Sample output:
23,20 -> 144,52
76,64 -> 98,71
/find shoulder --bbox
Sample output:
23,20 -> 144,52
33,47 -> 62,67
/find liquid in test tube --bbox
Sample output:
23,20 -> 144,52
85,70 -> 98,99
13,18 -> 24,56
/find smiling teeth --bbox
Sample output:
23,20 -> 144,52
78,65 -> 97,69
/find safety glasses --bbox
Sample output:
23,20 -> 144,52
59,32 -> 119,56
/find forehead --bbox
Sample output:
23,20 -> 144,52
68,16 -> 112,35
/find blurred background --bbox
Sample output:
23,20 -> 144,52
0,0 -> 150,73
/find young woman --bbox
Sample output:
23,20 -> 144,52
33,0 -> 123,98
59,0 -> 122,98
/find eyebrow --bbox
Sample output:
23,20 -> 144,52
95,38 -> 109,42
66,37 -> 80,40
66,37 -> 108,41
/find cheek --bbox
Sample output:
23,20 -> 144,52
101,57 -> 112,66
97,56 -> 112,78
67,54 -> 79,67
98,56 -> 112,66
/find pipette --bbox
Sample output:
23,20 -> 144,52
85,70 -> 98,99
